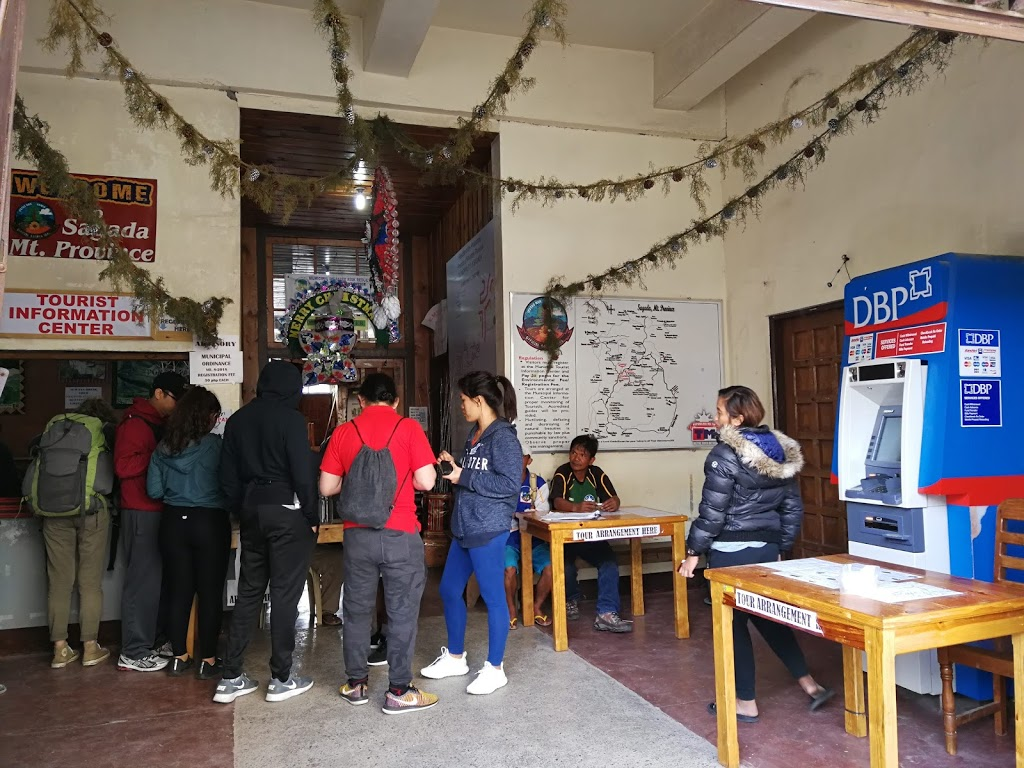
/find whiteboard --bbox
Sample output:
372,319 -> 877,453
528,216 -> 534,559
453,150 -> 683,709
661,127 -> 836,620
509,293 -> 724,452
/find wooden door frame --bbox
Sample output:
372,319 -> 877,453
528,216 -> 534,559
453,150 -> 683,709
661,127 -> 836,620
768,299 -> 844,431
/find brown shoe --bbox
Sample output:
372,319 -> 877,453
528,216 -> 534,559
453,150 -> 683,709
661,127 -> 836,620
82,643 -> 110,667
51,645 -> 81,668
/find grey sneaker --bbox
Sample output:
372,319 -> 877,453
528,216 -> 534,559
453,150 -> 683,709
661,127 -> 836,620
154,642 -> 174,659
566,599 -> 580,621
117,653 -> 169,672
266,674 -> 314,702
594,611 -> 634,633
367,640 -> 388,666
213,673 -> 259,704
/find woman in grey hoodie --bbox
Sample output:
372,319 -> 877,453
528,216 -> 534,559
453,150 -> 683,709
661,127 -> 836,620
421,371 -> 523,696
147,386 -> 228,679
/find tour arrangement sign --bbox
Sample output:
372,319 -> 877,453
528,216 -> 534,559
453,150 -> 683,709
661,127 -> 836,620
8,169 -> 158,263
279,279 -> 379,386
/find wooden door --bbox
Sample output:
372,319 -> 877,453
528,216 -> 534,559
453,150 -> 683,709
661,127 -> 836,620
771,303 -> 846,558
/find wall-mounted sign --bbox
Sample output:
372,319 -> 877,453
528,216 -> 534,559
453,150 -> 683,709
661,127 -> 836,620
189,335 -> 242,385
8,169 -> 158,263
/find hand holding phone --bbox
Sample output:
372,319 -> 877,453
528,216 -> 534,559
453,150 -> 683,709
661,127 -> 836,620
439,460 -> 454,476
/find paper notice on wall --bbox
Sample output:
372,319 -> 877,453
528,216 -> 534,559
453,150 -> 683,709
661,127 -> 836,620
189,335 -> 242,385
212,408 -> 232,436
421,300 -> 447,357
408,406 -> 429,433
64,386 -> 102,410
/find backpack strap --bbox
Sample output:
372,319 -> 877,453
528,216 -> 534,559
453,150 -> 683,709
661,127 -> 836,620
385,418 -> 410,512
350,420 -> 366,447
384,418 -> 406,448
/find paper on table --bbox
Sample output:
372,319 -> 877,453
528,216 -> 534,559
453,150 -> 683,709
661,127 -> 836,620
869,583 -> 961,604
763,558 -> 921,590
536,511 -> 601,522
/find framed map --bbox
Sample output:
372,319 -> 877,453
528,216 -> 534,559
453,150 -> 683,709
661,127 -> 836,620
113,360 -> 189,409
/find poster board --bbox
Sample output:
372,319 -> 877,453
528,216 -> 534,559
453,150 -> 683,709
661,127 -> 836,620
510,293 -> 723,452
112,360 -> 189,409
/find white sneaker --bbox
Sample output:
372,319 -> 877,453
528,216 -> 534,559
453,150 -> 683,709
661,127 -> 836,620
420,647 -> 470,679
117,653 -> 169,672
466,662 -> 507,695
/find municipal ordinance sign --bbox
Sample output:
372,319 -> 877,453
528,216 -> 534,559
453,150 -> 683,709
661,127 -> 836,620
734,589 -> 823,635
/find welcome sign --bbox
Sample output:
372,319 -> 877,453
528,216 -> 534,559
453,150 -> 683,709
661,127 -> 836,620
8,170 -> 158,263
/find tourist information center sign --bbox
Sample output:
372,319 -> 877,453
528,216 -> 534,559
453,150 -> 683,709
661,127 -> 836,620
0,290 -> 189,341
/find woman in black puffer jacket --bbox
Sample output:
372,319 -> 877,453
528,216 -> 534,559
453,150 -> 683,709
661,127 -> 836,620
679,386 -> 832,723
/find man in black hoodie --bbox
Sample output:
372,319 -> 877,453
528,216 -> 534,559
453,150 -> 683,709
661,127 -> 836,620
214,361 -> 318,705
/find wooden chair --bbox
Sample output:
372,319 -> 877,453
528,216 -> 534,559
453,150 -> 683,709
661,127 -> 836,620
937,498 -> 1024,755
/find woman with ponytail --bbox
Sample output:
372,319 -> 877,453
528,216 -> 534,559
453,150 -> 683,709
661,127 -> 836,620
421,371 -> 523,696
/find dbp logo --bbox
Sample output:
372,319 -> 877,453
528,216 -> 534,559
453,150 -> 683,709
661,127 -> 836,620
963,383 -> 993,395
852,266 -> 932,329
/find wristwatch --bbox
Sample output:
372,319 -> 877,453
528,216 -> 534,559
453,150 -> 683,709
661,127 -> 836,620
686,548 -> 699,557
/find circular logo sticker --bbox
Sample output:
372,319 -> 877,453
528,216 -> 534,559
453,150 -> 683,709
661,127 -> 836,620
584,494 -> 596,502
13,201 -> 57,240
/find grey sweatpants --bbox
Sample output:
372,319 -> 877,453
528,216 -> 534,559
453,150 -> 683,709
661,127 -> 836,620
120,509 -> 162,659
342,528 -> 426,688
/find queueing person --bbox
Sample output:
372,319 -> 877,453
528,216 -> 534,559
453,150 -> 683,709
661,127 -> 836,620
678,385 -> 833,723
115,371 -> 187,672
421,371 -> 523,695
214,361 -> 318,704
319,373 -> 439,714
146,386 -> 230,679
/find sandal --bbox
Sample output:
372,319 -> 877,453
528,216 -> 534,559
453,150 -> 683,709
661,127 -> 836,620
321,613 -> 342,626
534,614 -> 552,627
809,687 -> 835,711
707,701 -> 759,724
509,617 -> 519,630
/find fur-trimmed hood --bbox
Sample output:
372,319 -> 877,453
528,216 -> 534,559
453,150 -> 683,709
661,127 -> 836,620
717,424 -> 804,480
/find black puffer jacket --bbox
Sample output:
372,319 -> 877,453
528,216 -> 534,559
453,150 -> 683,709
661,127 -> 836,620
686,424 -> 804,555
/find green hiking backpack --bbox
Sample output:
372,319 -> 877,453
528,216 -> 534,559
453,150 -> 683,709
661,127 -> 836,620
23,413 -> 113,517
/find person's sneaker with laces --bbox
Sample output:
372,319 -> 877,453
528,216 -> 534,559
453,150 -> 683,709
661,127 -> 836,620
118,653 -> 169,672
82,643 -> 110,667
466,662 -> 508,695
566,599 -> 580,621
338,680 -> 369,706
382,685 -> 438,715
196,659 -> 222,680
420,647 -> 469,679
367,640 -> 388,666
167,657 -> 194,676
213,673 -> 259,703
266,674 -> 314,702
369,631 -> 384,650
51,645 -> 80,669
153,641 -> 174,659
594,611 -> 634,633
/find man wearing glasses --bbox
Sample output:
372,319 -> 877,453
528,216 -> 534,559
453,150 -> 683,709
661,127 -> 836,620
115,371 -> 187,672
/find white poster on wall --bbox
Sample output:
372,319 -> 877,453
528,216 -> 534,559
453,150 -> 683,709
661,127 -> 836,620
446,221 -> 497,450
64,386 -> 103,410
189,335 -> 242,385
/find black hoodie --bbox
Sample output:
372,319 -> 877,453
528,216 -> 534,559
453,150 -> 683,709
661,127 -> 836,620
220,361 -> 317,526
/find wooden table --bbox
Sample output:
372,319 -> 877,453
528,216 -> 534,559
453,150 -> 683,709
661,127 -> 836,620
519,506 -> 690,651
706,554 -> 1024,768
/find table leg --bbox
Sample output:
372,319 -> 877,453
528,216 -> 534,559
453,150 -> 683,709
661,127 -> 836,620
865,628 -> 898,768
522,531 -> 535,627
671,521 -> 690,639
550,534 -> 568,652
1013,632 -> 1024,768
842,644 -> 867,737
630,538 -> 645,616
711,581 -> 738,768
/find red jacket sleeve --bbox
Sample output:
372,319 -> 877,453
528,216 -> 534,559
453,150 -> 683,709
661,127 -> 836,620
115,417 -> 156,481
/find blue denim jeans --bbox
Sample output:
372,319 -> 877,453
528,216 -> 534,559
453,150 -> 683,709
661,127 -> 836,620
563,541 -> 621,615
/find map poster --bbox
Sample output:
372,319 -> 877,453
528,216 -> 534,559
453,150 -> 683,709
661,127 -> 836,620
510,293 -> 723,452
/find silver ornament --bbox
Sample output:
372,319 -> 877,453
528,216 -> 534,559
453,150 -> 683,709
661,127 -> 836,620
791,117 -> 804,129
705,158 -> 718,170
249,168 -> 261,182
345,106 -> 355,125
722,207 -> 735,220
424,154 -> 434,166
123,68 -> 134,80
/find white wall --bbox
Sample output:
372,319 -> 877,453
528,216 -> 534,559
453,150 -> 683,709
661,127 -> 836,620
498,121 -> 727,517
720,16 -> 1024,406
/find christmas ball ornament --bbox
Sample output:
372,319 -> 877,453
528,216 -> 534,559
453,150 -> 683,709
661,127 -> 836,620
506,182 -> 517,193
828,118 -> 840,132
202,144 -> 215,158
474,106 -> 486,120
747,187 -> 759,199
525,185 -> 536,195
747,139 -> 766,152
123,67 -> 135,80
803,146 -> 816,158
424,153 -> 434,166
695,223 -> 708,235
592,277 -> 603,291
826,94 -> 839,109
332,47 -> 348,65
776,166 -> 789,181
248,168 -> 261,182
670,241 -> 681,253
440,145 -> 452,160
537,12 -> 552,27
791,117 -> 804,129
897,64 -> 910,78
705,158 -> 718,170
554,190 -> 564,199
98,32 -> 113,47
382,294 -> 402,321
514,55 -> 526,71
577,187 -> 589,198
345,106 -> 355,125
722,207 -> 735,220
520,39 -> 535,56
646,254 -> 658,263
855,99 -> 868,112
672,170 -> 684,182
643,179 -> 655,190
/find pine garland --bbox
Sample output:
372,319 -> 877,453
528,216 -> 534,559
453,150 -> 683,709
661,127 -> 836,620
537,29 -> 962,363
11,94 -> 229,345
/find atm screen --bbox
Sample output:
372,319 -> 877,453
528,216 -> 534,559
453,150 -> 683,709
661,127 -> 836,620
874,416 -> 902,464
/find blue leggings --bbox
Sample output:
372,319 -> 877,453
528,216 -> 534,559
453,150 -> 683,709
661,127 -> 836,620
439,533 -> 509,666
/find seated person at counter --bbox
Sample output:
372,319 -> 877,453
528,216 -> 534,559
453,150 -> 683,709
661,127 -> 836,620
548,435 -> 632,633
504,448 -> 553,629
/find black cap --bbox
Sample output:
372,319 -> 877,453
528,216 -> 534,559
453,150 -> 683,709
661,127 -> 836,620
152,371 -> 188,400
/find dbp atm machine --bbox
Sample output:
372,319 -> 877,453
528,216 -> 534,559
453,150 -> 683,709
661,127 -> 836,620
835,253 -> 1024,697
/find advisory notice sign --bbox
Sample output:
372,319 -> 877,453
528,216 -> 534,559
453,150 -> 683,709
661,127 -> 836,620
189,335 -> 242,385
8,169 -> 158,263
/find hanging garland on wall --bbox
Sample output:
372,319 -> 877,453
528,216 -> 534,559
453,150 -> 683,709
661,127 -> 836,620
535,29 -> 963,363
365,166 -> 402,344
11,94 -> 229,345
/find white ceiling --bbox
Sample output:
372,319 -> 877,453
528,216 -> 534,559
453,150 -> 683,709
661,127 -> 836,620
244,0 -> 713,52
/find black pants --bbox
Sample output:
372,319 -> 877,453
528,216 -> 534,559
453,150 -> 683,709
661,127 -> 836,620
708,544 -> 810,700
221,495 -> 316,682
342,528 -> 426,688
160,505 -> 231,660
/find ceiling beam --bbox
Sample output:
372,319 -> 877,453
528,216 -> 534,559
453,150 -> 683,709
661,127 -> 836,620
743,0 -> 1024,43
654,0 -> 812,111
362,0 -> 440,77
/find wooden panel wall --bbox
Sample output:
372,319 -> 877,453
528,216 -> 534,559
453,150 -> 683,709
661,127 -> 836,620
240,227 -> 259,404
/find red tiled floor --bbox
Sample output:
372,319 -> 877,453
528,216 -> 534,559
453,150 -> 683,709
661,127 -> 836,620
559,589 -> 1016,767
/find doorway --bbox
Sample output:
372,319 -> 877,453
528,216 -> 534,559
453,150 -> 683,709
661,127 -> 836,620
770,302 -> 846,558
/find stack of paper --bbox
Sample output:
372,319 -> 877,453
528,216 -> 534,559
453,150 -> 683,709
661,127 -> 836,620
536,512 -> 601,522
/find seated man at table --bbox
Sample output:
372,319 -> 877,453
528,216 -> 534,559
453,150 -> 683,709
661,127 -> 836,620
549,435 -> 632,633
505,448 -> 553,629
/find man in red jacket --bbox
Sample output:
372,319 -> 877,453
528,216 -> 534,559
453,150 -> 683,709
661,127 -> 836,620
114,371 -> 186,672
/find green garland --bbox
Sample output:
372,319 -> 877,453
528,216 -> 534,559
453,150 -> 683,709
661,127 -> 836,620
11,94 -> 229,346
537,29 -> 961,363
